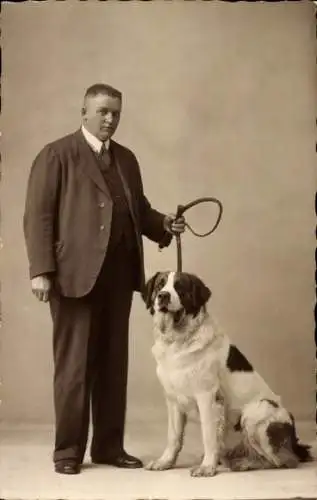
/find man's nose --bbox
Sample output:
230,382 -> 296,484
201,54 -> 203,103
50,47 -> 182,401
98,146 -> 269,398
104,111 -> 114,123
158,291 -> 171,302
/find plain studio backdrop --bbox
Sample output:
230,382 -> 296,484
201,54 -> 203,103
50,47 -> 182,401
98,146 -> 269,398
0,1 -> 315,433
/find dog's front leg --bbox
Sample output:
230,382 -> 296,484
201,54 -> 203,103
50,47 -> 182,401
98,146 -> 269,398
145,398 -> 186,471
191,389 -> 225,477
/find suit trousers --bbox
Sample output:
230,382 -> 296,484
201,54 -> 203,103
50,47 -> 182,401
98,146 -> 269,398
49,236 -> 136,463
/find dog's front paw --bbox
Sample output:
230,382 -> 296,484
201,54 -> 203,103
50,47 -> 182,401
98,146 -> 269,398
145,458 -> 174,471
190,464 -> 217,477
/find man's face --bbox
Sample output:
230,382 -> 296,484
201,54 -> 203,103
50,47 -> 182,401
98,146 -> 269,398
82,93 -> 122,142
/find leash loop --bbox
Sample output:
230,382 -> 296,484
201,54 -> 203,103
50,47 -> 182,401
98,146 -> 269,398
174,197 -> 223,272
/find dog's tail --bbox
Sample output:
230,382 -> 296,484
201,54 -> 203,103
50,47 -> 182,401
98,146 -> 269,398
289,413 -> 313,463
266,418 -> 312,468
292,441 -> 312,462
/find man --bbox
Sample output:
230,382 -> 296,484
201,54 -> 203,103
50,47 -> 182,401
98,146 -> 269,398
23,83 -> 185,475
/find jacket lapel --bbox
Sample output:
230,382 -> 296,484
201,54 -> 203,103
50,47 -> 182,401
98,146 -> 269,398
111,142 -> 138,227
74,130 -> 111,198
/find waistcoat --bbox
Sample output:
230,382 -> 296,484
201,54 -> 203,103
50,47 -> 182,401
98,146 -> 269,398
95,149 -> 138,252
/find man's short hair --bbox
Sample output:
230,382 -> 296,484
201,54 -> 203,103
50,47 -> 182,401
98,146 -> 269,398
84,83 -> 122,101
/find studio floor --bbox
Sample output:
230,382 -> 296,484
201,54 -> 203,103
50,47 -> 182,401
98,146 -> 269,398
0,419 -> 316,500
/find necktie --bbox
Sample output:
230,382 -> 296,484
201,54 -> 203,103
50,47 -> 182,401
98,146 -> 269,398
99,142 -> 111,170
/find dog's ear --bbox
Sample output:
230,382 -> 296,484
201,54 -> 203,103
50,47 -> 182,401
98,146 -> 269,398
141,272 -> 161,313
190,275 -> 211,313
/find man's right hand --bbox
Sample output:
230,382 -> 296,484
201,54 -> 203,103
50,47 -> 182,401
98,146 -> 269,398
31,275 -> 52,302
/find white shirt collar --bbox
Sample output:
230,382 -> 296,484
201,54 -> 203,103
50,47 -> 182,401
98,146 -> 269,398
81,125 -> 109,153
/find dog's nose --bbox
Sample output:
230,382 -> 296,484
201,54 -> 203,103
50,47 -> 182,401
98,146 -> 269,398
157,291 -> 171,303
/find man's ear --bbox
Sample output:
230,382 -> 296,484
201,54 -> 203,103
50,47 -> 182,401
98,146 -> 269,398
141,272 -> 161,313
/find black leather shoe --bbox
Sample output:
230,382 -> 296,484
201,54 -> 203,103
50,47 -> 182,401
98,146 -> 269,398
55,460 -> 80,475
92,451 -> 143,469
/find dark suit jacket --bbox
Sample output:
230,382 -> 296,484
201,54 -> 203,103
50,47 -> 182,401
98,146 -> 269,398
23,129 -> 172,297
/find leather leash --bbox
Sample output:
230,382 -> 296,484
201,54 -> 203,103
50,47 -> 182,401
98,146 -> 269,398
160,197 -> 223,272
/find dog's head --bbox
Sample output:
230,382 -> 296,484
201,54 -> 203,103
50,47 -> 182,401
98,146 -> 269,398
141,271 -> 211,321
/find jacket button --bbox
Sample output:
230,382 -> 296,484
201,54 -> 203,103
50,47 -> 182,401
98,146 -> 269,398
100,225 -> 105,231
99,202 -> 105,208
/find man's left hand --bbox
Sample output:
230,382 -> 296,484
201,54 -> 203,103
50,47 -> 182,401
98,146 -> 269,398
164,214 -> 186,235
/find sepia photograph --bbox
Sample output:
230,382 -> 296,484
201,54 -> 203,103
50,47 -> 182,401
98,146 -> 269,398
0,1 -> 316,499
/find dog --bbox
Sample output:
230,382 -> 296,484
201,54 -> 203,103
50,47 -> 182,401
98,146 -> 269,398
141,271 -> 312,477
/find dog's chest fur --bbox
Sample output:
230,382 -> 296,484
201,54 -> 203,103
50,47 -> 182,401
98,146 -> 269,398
152,318 -> 223,409
152,314 -> 279,413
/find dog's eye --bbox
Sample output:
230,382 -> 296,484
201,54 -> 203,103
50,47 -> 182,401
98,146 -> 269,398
156,277 -> 166,289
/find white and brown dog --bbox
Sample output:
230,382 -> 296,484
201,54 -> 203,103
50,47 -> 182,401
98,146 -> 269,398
141,271 -> 312,477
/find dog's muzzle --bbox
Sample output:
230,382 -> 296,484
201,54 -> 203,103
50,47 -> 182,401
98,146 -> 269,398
157,291 -> 171,311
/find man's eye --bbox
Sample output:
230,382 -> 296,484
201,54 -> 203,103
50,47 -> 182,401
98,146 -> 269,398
98,109 -> 120,117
